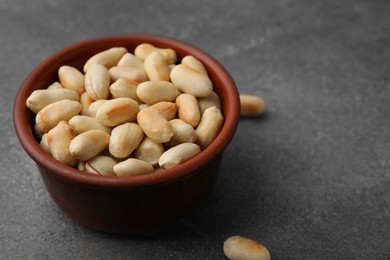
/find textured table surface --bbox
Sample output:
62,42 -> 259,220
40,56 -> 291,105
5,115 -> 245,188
1,0 -> 390,259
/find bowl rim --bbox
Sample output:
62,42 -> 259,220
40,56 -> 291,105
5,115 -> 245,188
13,34 -> 240,189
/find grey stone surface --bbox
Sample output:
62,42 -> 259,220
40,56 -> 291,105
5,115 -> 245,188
1,0 -> 390,259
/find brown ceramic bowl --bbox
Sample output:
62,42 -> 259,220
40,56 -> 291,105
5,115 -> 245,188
13,34 -> 240,234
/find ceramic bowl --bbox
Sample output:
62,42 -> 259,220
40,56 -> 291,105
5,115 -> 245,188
13,34 -> 240,233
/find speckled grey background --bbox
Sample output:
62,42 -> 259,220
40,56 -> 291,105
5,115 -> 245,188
1,0 -> 390,259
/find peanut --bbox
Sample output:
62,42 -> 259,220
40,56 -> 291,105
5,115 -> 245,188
47,121 -> 77,167
182,55 -> 208,75
134,43 -> 177,64
85,63 -> 110,100
69,129 -> 110,162
137,107 -> 173,143
176,93 -> 201,128
58,65 -> 85,94
113,158 -> 154,176
150,101 -> 177,120
144,52 -> 170,81
68,115 -> 112,134
223,236 -> 271,260
109,122 -> 144,158
196,106 -> 224,149
170,64 -> 213,97
79,92 -> 95,116
35,99 -> 81,133
166,119 -> 197,148
136,80 -> 180,105
26,88 -> 79,113
95,97 -> 139,127
108,66 -> 148,83
85,155 -> 117,176
158,143 -> 201,169
83,47 -> 127,72
109,79 -> 141,102
240,94 -> 266,116
198,91 -> 222,115
134,137 -> 164,165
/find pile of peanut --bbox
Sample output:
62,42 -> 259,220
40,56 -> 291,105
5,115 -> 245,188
26,43 -> 224,176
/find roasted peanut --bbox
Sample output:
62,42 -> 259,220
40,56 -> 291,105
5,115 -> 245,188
109,122 -> 144,158
240,94 -> 265,116
47,81 -> 63,90
137,107 -> 173,143
223,236 -> 271,260
136,80 -> 180,105
35,99 -> 82,133
109,79 -> 140,102
113,158 -> 154,176
85,63 -> 110,100
108,66 -> 148,83
85,155 -> 117,176
69,115 -> 112,134
134,137 -> 164,165
196,106 -> 223,149
79,92 -> 94,116
58,65 -> 85,94
69,129 -> 110,161
83,47 -> 127,72
87,99 -> 108,118
117,53 -> 145,70
170,64 -> 213,97
165,119 -> 197,147
39,133 -> 51,155
150,101 -> 177,120
182,55 -> 208,75
95,97 -> 139,127
134,43 -> 177,64
158,143 -> 201,169
26,88 -> 79,113
198,91 -> 222,115
47,121 -> 77,167
176,93 -> 201,128
144,52 -> 170,81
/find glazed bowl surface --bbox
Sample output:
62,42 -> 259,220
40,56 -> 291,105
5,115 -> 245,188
13,34 -> 240,233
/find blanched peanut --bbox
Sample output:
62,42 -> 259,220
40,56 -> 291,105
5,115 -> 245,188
150,101 -> 177,120
69,129 -> 110,161
85,63 -> 110,100
79,92 -> 94,116
170,64 -> 213,97
182,55 -> 208,75
85,155 -> 117,176
134,137 -> 164,165
39,133 -> 51,155
158,143 -> 201,169
137,107 -> 173,143
87,99 -> 108,118
83,47 -> 127,72
134,43 -> 177,64
47,81 -> 63,90
240,94 -> 265,116
166,119 -> 197,147
108,66 -> 148,83
144,52 -> 170,81
58,65 -> 85,94
113,158 -> 154,176
117,53 -> 145,70
223,236 -> 271,260
34,123 -> 45,138
196,106 -> 223,149
136,80 -> 180,105
198,91 -> 222,115
109,122 -> 144,158
96,97 -> 139,127
47,121 -> 77,167
26,88 -> 79,113
35,99 -> 82,133
109,79 -> 141,102
176,94 -> 201,128
69,115 -> 112,134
